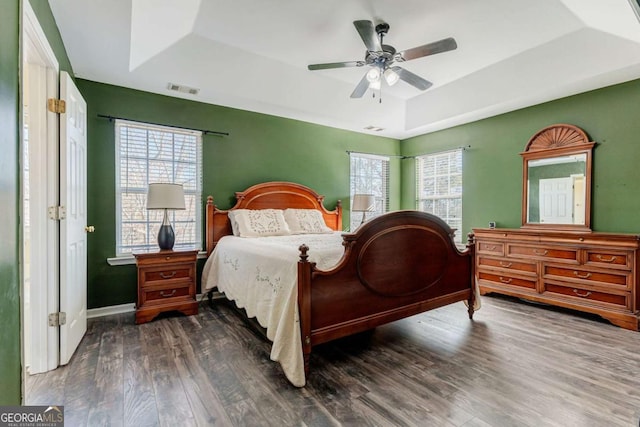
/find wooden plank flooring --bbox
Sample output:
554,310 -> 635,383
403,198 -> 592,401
26,295 -> 640,426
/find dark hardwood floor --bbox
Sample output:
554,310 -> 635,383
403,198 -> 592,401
26,295 -> 640,427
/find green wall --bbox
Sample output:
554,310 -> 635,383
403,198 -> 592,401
0,0 -> 21,406
401,79 -> 640,238
78,80 -> 400,308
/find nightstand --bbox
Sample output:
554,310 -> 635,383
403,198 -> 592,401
134,249 -> 199,324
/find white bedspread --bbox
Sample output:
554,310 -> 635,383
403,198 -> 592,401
201,232 -> 345,386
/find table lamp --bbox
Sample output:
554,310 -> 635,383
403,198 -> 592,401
352,194 -> 376,226
147,183 -> 185,250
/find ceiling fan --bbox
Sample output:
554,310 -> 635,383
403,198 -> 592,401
308,20 -> 457,98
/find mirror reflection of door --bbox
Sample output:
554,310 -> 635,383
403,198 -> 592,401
538,175 -> 586,224
539,177 -> 573,224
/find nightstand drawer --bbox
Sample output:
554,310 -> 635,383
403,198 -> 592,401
143,265 -> 193,284
141,283 -> 192,305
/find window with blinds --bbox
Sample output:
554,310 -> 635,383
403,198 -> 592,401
416,149 -> 463,243
349,153 -> 390,231
115,120 -> 202,255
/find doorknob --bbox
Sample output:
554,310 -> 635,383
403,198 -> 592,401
85,225 -> 95,233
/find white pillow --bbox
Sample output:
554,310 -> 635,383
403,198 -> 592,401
233,209 -> 291,237
227,210 -> 241,236
284,209 -> 333,234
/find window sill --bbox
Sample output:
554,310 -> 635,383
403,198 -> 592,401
107,250 -> 208,266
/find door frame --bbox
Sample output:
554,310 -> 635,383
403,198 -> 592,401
21,0 -> 60,376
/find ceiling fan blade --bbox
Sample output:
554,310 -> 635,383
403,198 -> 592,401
391,66 -> 433,91
350,73 -> 371,98
353,20 -> 382,52
308,61 -> 364,71
398,37 -> 457,61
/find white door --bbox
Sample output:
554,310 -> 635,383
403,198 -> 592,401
59,71 -> 88,364
539,177 -> 573,224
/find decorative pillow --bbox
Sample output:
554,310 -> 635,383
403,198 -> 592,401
284,209 -> 333,234
232,209 -> 291,237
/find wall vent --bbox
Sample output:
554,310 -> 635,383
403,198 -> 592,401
364,125 -> 384,132
167,83 -> 200,95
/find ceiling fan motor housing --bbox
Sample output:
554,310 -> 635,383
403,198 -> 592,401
375,22 -> 390,36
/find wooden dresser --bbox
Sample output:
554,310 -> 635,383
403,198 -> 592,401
473,228 -> 640,330
134,249 -> 199,324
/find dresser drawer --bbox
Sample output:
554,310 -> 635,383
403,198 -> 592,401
543,283 -> 629,309
478,256 -> 536,273
140,282 -> 192,306
142,264 -> 193,284
507,244 -> 578,262
478,271 -> 537,290
585,250 -> 631,270
477,241 -> 505,256
543,265 -> 630,289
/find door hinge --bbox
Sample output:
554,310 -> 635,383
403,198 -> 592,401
47,98 -> 66,114
48,205 -> 66,220
48,312 -> 66,327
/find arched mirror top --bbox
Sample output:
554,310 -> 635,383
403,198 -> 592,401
521,124 -> 595,231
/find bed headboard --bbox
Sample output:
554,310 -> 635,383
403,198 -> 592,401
206,181 -> 343,255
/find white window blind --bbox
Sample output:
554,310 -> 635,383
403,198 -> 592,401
115,120 -> 202,255
417,149 -> 463,243
349,153 -> 390,231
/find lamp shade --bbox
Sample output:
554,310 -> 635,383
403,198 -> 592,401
352,194 -> 376,212
147,183 -> 186,210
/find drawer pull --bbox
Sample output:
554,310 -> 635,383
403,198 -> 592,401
572,289 -> 592,298
159,271 -> 177,279
533,249 -> 548,256
499,277 -> 512,284
159,289 -> 177,297
499,261 -> 513,268
484,245 -> 497,250
573,271 -> 592,279
595,255 -> 617,263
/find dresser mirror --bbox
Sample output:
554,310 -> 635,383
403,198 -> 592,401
521,124 -> 595,231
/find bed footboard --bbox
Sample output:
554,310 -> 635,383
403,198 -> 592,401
297,210 -> 475,376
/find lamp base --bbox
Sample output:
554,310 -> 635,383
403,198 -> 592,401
157,209 -> 175,250
157,224 -> 175,250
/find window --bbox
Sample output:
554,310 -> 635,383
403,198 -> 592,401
115,120 -> 202,255
417,149 -> 463,243
349,153 -> 390,231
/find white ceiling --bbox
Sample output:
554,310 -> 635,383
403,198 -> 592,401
48,0 -> 640,139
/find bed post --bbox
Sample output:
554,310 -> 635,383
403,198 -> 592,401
297,244 -> 313,377
467,232 -> 476,320
206,196 -> 215,256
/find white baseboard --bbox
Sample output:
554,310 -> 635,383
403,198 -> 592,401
87,303 -> 136,318
87,293 -> 220,319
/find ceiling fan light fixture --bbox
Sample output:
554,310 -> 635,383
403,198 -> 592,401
383,68 -> 399,86
366,67 -> 381,83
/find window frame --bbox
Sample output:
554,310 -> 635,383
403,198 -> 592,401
114,119 -> 203,257
416,148 -> 463,243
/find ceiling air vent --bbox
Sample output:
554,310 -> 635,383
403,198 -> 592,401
167,83 -> 199,95
364,125 -> 384,132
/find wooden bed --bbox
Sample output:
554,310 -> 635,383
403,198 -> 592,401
205,181 -> 476,381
